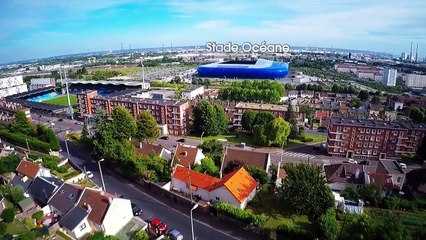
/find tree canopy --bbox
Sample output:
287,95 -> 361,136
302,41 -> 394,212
358,90 -> 370,101
192,100 -> 227,136
218,80 -> 285,103
10,110 -> 35,135
136,110 -> 160,143
111,106 -> 136,140
279,162 -> 334,219
241,109 -> 257,131
254,117 -> 291,147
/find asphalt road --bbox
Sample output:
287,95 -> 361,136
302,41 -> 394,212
62,141 -> 257,240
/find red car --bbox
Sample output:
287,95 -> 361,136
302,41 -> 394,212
150,218 -> 168,235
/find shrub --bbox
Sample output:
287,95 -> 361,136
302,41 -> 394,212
277,222 -> 315,240
0,222 -> 6,235
0,154 -> 21,174
134,229 -> 149,240
56,166 -> 68,174
1,208 -> 16,223
27,153 -> 40,160
317,208 -> 338,240
214,202 -> 266,227
31,210 -> 44,220
0,130 -> 51,153
42,155 -> 61,171
23,218 -> 36,229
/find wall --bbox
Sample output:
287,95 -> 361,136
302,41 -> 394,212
102,198 -> 133,236
72,218 -> 92,239
210,186 -> 241,208
171,177 -> 210,201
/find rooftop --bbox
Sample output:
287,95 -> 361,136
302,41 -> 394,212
175,144 -> 201,168
77,188 -> 115,225
59,206 -> 90,231
173,166 -> 220,189
235,102 -> 287,112
48,183 -> 84,214
223,148 -> 270,172
16,159 -> 40,179
330,117 -> 404,129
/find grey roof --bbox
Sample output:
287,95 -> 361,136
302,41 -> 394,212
59,206 -> 89,230
11,175 -> 33,192
399,122 -> 426,131
48,183 -> 83,215
28,177 -> 61,205
379,160 -> 405,175
330,117 -> 404,129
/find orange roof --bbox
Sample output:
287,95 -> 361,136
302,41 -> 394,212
173,166 -> 220,189
214,168 -> 257,203
16,159 -> 40,179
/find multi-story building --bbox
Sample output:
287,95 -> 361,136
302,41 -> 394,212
404,74 -> 426,88
387,95 -> 426,111
233,102 -> 302,128
0,76 -> 28,98
77,91 -> 191,135
181,85 -> 204,100
0,101 -> 31,123
382,68 -> 397,86
327,117 -> 426,160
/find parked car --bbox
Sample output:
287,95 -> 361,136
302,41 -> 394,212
313,146 -> 320,150
131,203 -> 143,216
347,159 -> 358,164
85,171 -> 94,178
160,136 -> 170,140
399,163 -> 407,169
177,138 -> 186,143
168,229 -> 184,240
359,160 -> 370,165
150,218 -> 168,235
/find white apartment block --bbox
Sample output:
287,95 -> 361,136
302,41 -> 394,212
404,74 -> 426,88
382,68 -> 397,86
30,78 -> 56,90
0,76 -> 28,98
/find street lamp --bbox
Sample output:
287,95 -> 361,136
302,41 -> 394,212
190,203 -> 199,240
280,140 -> 286,163
98,159 -> 106,192
64,131 -> 70,160
200,132 -> 205,144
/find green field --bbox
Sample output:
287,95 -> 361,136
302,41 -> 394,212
43,95 -> 77,106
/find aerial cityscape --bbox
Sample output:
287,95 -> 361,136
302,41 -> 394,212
0,0 -> 426,240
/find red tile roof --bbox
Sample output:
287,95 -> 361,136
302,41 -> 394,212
16,159 -> 40,179
175,145 -> 200,168
173,166 -> 220,189
368,173 -> 393,190
77,188 -> 115,225
133,142 -> 164,156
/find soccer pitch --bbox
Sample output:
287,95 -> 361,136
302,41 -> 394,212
43,95 -> 77,106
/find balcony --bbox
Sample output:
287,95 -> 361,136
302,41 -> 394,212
328,138 -> 342,142
328,131 -> 343,134
328,145 -> 340,148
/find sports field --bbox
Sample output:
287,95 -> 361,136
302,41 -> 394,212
43,95 -> 77,106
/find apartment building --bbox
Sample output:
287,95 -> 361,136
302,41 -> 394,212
327,117 -> 426,160
0,100 -> 31,123
404,74 -> 426,88
77,91 -> 190,135
0,76 -> 28,98
233,102 -> 288,128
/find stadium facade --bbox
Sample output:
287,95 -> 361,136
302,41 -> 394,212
196,59 -> 289,79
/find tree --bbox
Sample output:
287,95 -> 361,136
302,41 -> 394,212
358,183 -> 382,207
340,186 -> 359,200
1,208 -> 15,223
246,165 -> 269,185
93,109 -> 108,135
410,108 -> 425,123
280,162 -> 334,219
317,208 -> 338,240
371,96 -> 381,104
11,110 -> 35,135
192,100 -> 222,136
351,98 -> 362,108
81,121 -> 89,142
253,112 -> 275,126
358,90 -> 369,101
15,232 -> 38,240
9,185 -> 25,204
198,140 -> 223,167
111,106 -> 136,140
241,110 -> 257,131
136,110 -> 160,143
214,104 -> 228,134
370,210 -> 408,240
254,117 -> 291,147
0,154 -> 21,174
417,135 -> 426,160
193,157 -> 218,176
344,214 -> 373,240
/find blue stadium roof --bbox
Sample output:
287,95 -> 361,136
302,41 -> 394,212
196,59 -> 289,79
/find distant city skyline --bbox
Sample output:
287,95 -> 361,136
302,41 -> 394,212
0,0 -> 425,64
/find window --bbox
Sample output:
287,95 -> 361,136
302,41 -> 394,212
79,223 -> 86,231
362,149 -> 366,154
360,128 -> 365,133
369,143 -> 373,148
376,137 -> 381,142
373,150 -> 378,155
377,129 -> 382,134
370,136 -> 375,141
343,127 -> 348,132
366,129 -> 371,134
363,143 -> 368,148
359,135 -> 364,140
337,127 -> 342,132
215,196 -> 220,201
375,143 -> 379,148
397,177 -> 402,183
372,129 -> 376,134
357,142 -> 362,147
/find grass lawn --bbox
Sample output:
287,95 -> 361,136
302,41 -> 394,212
6,219 -> 29,235
43,95 -> 77,106
77,178 -> 97,188
187,133 -> 256,146
52,167 -> 80,180
56,230 -> 74,240
284,133 -> 326,149
247,185 -> 314,232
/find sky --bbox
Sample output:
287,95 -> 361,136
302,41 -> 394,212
0,0 -> 425,63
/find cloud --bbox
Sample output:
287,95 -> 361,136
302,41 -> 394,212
194,20 -> 230,30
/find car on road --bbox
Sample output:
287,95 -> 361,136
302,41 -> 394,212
150,218 -> 168,235
160,136 -> 170,140
85,171 -> 94,178
347,159 -> 358,164
399,163 -> 407,169
131,203 -> 143,216
177,138 -> 186,143
313,146 -> 320,150
168,229 -> 184,240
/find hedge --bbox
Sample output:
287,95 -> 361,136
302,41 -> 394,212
0,130 -> 51,153
277,223 -> 315,240
214,202 -> 266,227
382,197 -> 426,212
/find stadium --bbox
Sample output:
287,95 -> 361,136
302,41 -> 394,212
196,58 -> 289,79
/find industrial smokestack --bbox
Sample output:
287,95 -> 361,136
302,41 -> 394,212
415,43 -> 419,62
410,42 -> 413,61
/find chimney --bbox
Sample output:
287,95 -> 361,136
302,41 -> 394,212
85,204 -> 92,213
108,197 -> 113,205
183,151 -> 187,156
139,142 -> 142,149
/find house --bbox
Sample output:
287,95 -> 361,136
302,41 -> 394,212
27,176 -> 62,207
134,142 -> 172,161
288,90 -> 298,99
222,148 -> 271,174
300,90 -> 314,99
0,195 -> 5,214
171,166 -> 257,209
15,159 -> 51,180
48,183 -> 84,216
174,144 -> 205,168
324,159 -> 405,193
76,188 -> 133,236
59,206 -> 92,239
